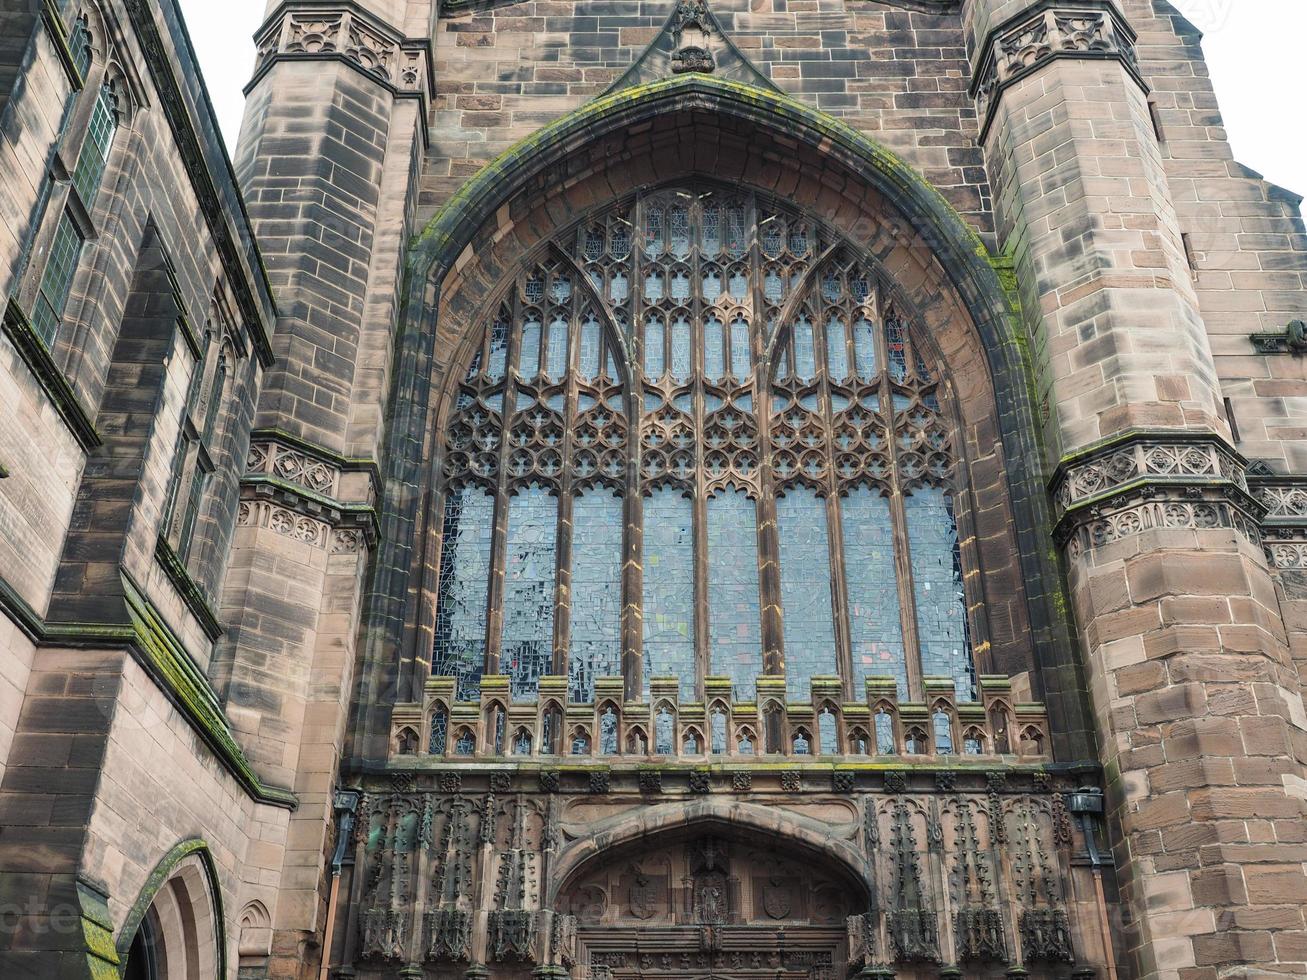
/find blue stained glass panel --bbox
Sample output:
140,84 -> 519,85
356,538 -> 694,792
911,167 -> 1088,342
433,488 -> 495,700
579,315 -> 601,381
519,317 -> 541,375
704,317 -> 725,381
826,316 -> 849,380
843,488 -> 908,698
853,317 -> 876,379
644,318 -> 665,378
569,492 -> 624,702
886,317 -> 908,382
643,489 -> 696,698
729,317 -> 751,379
792,318 -> 816,381
670,316 -> 692,382
707,490 -> 762,698
776,489 -> 836,698
546,317 -> 569,378
488,322 -> 507,384
905,488 -> 976,701
502,489 -> 559,701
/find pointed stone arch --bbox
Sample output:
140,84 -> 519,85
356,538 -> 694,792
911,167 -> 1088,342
358,73 -> 1090,769
548,798 -> 870,908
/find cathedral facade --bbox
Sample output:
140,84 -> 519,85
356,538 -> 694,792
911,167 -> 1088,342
1,0 -> 1305,977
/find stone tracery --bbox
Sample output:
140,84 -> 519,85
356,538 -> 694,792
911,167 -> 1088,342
432,184 -> 977,708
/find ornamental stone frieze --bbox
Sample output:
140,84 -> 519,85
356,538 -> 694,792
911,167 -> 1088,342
240,432 -> 379,552
250,3 -> 434,101
969,1 -> 1145,140
1248,471 -> 1307,569
341,765 -> 1103,975
1049,433 -> 1264,556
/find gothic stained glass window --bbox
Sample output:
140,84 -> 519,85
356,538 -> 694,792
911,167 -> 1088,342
502,490 -> 558,700
569,491 -> 623,702
643,488 -> 696,698
433,185 -> 979,710
707,490 -> 763,698
906,488 -> 976,700
776,489 -> 837,698
432,488 -> 495,700
843,488 -> 908,698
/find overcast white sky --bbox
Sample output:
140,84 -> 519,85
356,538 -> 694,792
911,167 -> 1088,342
182,0 -> 1307,200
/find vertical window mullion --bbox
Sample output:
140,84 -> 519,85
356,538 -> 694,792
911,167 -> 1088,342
877,293 -> 925,701
484,285 -> 525,674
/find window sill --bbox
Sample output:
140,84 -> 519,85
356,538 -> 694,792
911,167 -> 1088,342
154,534 -> 223,641
1,296 -> 100,452
40,0 -> 86,92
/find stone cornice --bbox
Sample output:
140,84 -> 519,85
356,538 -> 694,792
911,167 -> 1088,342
122,0 -> 277,367
969,1 -> 1146,143
1048,431 -> 1264,553
246,1 -> 435,130
1248,473 -> 1307,569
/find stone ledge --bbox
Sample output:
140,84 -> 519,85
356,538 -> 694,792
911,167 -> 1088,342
1,296 -> 101,453
153,534 -> 223,640
0,566 -> 296,810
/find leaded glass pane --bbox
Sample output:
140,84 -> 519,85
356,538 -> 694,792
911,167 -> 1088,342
853,317 -> 876,379
568,491 -> 623,702
905,488 -> 975,700
578,314 -> 601,381
643,489 -> 695,698
32,211 -> 85,344
655,706 -> 675,754
825,316 -> 848,380
519,316 -> 541,375
843,488 -> 908,698
502,489 -> 558,701
886,316 -> 908,382
670,315 -> 692,382
777,489 -> 836,698
818,709 -> 838,754
707,489 -> 762,698
729,316 -> 751,379
70,17 -> 92,79
432,488 -> 494,700
72,85 -> 116,206
599,707 -> 619,754
644,317 -> 664,378
710,709 -> 728,753
487,316 -> 509,380
792,317 -> 816,381
545,316 -> 568,378
704,316 -> 725,382
875,711 -> 895,754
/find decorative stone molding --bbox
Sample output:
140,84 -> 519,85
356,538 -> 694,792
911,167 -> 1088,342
1249,473 -> 1307,568
969,1 -> 1145,141
1250,320 -> 1307,355
1050,433 -> 1263,554
240,432 -> 379,551
406,674 -> 1050,766
237,499 -> 334,548
251,3 -> 434,102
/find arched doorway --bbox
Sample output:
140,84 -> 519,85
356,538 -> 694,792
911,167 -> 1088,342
117,843 -> 225,980
558,826 -> 866,980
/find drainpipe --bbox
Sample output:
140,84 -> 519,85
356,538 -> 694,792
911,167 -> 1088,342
320,790 -> 361,980
1067,787 -> 1117,980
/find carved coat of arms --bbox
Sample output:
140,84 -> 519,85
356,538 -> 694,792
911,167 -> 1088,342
630,870 -> 658,920
762,875 -> 792,919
